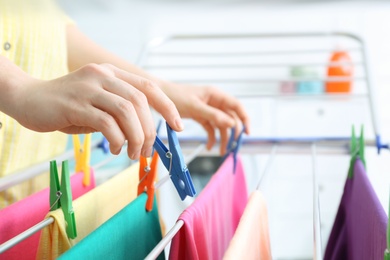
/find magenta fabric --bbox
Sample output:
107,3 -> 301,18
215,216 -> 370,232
0,170 -> 95,260
169,154 -> 248,260
324,159 -> 387,260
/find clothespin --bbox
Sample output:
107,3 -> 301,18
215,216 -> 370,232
137,119 -> 163,210
98,137 -> 110,154
153,122 -> 196,201
222,126 -> 246,174
138,152 -> 159,211
348,125 -> 365,178
49,160 -> 77,239
375,135 -> 389,155
73,134 -> 91,186
359,126 -> 366,168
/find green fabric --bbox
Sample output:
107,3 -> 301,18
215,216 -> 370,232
59,193 -> 165,260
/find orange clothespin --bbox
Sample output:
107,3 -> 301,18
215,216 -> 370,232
138,152 -> 159,211
73,134 -> 91,186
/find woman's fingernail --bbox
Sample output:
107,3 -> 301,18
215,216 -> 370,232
130,150 -> 141,160
142,147 -> 153,158
112,146 -> 121,155
244,124 -> 250,134
176,119 -> 184,131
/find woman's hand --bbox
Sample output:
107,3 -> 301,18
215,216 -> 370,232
160,82 -> 250,155
8,63 -> 183,159
64,25 -> 250,155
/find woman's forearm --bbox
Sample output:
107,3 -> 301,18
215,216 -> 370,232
0,55 -> 37,120
66,25 -> 166,87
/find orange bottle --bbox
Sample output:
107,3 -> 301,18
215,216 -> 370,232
326,50 -> 353,93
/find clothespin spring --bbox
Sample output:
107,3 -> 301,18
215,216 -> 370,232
165,151 -> 173,176
227,141 -> 237,154
139,165 -> 152,187
164,150 -> 185,189
138,147 -> 173,187
142,151 -> 174,187
49,191 -> 62,211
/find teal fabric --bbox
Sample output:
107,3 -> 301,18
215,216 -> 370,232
59,193 -> 165,260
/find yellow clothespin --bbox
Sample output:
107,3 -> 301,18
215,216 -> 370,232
73,134 -> 91,186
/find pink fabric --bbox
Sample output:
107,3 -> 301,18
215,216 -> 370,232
0,169 -> 95,260
169,155 -> 248,260
223,191 -> 272,260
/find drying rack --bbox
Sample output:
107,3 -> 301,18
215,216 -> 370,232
0,32 -> 387,259
137,32 -> 389,259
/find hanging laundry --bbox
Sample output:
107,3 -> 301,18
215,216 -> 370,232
223,190 -> 272,260
58,193 -> 165,260
0,170 -> 95,260
36,163 -> 139,259
324,159 -> 387,260
169,154 -> 248,260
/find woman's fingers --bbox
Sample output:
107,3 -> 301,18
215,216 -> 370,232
219,127 -> 229,155
75,64 -> 174,159
207,87 -> 250,134
66,104 -> 126,155
227,110 -> 243,140
101,77 -> 156,158
60,126 -> 97,134
199,120 -> 216,150
91,91 -> 146,159
63,64 -> 160,159
192,102 -> 236,155
108,65 -> 184,132
224,100 -> 250,135
191,101 -> 235,130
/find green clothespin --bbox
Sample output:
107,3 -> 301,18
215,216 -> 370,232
351,126 -> 357,151
348,125 -> 366,178
50,160 -> 77,239
359,126 -> 366,168
385,191 -> 390,260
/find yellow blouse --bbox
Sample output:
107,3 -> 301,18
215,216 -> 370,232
0,0 -> 72,208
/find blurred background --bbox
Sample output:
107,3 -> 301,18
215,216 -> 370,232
56,1 -> 390,259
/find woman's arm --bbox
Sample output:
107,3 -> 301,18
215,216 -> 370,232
0,55 -> 31,120
0,55 -> 182,159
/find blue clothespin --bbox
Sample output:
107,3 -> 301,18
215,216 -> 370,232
375,135 -> 389,154
98,137 -> 110,154
50,160 -> 77,239
156,119 -> 163,135
151,120 -> 163,157
153,122 -> 196,200
222,126 -> 246,173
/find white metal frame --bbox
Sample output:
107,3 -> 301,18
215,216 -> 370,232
139,32 -> 386,260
